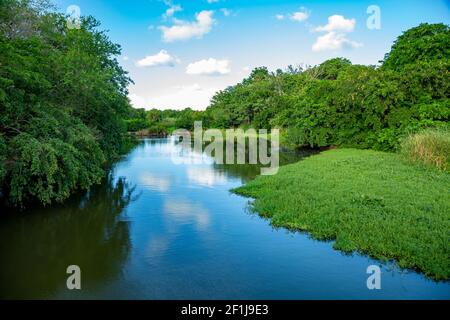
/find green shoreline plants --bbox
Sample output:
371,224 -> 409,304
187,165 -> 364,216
233,149 -> 450,280
401,128 -> 450,172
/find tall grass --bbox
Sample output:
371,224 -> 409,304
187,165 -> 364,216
401,128 -> 450,172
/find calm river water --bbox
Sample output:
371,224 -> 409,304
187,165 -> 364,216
0,138 -> 448,299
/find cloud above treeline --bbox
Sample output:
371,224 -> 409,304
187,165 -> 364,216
312,15 -> 362,52
159,10 -> 215,42
186,58 -> 231,76
136,50 -> 178,67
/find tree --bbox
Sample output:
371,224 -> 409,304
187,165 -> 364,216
382,23 -> 449,70
0,0 -> 135,207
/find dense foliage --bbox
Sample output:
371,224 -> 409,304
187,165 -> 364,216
204,23 -> 449,151
126,107 -> 206,135
126,23 -> 449,152
0,0 -> 135,207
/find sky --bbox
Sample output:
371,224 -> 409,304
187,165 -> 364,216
53,0 -> 450,110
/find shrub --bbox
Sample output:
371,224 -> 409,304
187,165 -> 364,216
401,128 -> 450,171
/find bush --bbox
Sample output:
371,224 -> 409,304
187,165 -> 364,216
401,128 -> 450,171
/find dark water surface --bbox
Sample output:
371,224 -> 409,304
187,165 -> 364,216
0,138 -> 449,299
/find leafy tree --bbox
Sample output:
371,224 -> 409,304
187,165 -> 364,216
0,0 -> 135,207
382,23 -> 449,70
308,57 -> 352,80
204,23 -> 449,151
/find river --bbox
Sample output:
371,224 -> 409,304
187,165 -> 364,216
0,138 -> 448,299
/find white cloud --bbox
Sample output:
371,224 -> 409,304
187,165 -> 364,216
315,15 -> 356,32
312,31 -> 362,52
221,8 -> 231,17
186,58 -> 231,76
164,4 -> 182,18
275,14 -> 284,20
159,10 -> 215,42
207,0 -> 219,3
312,15 -> 362,52
290,9 -> 309,22
135,50 -> 178,67
123,56 -> 129,61
129,84 -> 220,110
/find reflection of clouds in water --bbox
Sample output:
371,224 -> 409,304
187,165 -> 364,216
164,199 -> 210,230
171,147 -> 214,165
138,173 -> 171,192
170,136 -> 216,165
187,167 -> 227,187
145,198 -> 211,259
146,236 -> 171,258
147,139 -> 176,157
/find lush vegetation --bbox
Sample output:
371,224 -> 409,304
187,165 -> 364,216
233,149 -> 450,280
0,0 -> 135,207
401,128 -> 450,172
226,24 -> 449,280
204,23 -> 449,151
125,108 -> 206,135
125,23 -> 449,155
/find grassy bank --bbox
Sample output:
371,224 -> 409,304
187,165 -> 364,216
232,149 -> 450,280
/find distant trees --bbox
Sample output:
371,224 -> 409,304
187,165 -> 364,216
139,23 -> 449,152
0,0 -> 134,207
205,23 -> 449,151
124,108 -> 207,135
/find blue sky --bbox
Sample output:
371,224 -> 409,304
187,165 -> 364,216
54,0 -> 450,110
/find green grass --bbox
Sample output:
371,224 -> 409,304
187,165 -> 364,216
232,148 -> 450,280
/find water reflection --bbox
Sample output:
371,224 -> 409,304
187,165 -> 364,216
139,172 -> 171,192
214,148 -> 319,182
186,167 -> 227,187
164,198 -> 210,231
0,175 -> 136,299
173,136 -> 318,182
1,138 -> 448,299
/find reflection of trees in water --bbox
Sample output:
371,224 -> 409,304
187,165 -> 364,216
212,142 -> 319,182
0,174 -> 137,299
172,136 -> 319,181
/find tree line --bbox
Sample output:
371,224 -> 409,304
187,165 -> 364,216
132,23 -> 449,151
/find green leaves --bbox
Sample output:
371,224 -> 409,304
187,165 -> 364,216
0,0 -> 133,208
205,23 -> 449,152
7,110 -> 105,206
382,23 -> 449,71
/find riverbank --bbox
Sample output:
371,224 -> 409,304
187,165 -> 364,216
232,148 -> 450,280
